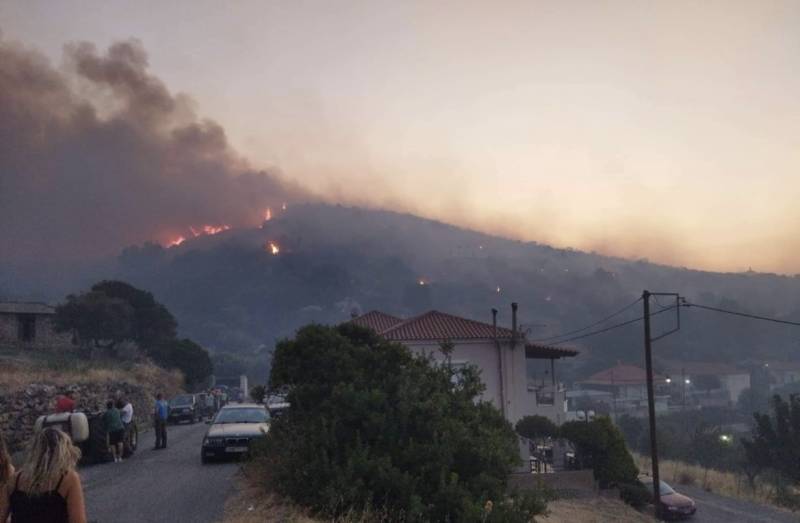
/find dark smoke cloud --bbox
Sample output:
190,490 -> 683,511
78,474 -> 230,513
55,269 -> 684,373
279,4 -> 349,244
0,36 -> 305,261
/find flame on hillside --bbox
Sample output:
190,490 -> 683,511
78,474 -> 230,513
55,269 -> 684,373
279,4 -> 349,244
263,208 -> 272,222
164,223 -> 231,247
267,241 -> 280,255
167,236 -> 186,247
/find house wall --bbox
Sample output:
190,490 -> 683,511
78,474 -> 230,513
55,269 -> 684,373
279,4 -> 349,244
0,313 -> 73,350
404,339 -> 566,425
719,373 -> 750,403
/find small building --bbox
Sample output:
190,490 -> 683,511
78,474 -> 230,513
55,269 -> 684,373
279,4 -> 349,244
351,306 -> 578,426
764,361 -> 800,390
658,360 -> 751,406
576,363 -> 669,418
0,302 -> 73,350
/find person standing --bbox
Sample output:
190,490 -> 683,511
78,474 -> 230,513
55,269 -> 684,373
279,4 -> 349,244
0,427 -> 87,523
117,398 -> 133,427
153,393 -> 169,450
0,431 -> 14,498
55,391 -> 76,414
102,401 -> 124,463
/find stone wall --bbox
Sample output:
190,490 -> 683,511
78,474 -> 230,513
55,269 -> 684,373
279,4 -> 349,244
0,313 -> 74,351
0,380 -> 180,453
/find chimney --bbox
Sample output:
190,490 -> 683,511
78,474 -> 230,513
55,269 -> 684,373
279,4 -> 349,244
511,302 -> 518,339
492,308 -> 498,337
350,309 -> 359,319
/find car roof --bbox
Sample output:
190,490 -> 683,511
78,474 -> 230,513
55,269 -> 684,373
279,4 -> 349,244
220,403 -> 266,409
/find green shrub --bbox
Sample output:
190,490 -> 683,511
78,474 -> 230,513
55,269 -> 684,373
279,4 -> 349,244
619,481 -> 650,509
560,416 -> 638,489
254,324 -> 548,521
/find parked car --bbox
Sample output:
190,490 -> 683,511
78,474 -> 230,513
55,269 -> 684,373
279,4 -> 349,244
639,474 -> 697,519
201,403 -> 270,463
168,394 -> 198,424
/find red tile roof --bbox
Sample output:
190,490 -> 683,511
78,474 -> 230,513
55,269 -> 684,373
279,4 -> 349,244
351,310 -> 515,341
382,310 -> 516,341
350,310 -> 403,333
581,363 -> 664,385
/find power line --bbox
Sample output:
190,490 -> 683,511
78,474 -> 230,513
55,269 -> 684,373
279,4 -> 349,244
682,302 -> 800,327
533,297 -> 642,342
549,306 -> 677,346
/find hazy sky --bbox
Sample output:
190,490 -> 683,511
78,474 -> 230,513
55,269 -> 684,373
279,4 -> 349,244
3,1 -> 799,273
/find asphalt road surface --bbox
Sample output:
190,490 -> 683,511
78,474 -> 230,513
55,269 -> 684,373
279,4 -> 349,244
81,421 -> 238,523
680,485 -> 800,523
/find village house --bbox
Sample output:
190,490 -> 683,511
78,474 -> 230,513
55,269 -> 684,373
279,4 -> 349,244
658,359 -> 751,407
764,361 -> 800,390
0,302 -> 73,350
350,304 -> 578,427
574,362 -> 670,418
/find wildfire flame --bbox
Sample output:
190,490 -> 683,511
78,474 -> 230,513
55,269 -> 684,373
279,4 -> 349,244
264,208 -> 272,221
267,241 -> 280,255
190,224 -> 230,237
164,223 -> 231,247
281,202 -> 287,211
167,236 -> 186,247
418,279 -> 427,286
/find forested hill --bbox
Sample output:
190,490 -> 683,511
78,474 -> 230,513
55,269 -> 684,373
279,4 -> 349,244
8,203 -> 800,380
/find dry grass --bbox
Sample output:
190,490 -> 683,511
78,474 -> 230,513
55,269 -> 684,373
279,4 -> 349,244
541,497 -> 652,523
0,354 -> 183,393
631,452 -> 776,507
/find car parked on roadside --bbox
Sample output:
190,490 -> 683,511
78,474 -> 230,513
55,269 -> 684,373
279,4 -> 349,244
168,394 -> 199,424
201,403 -> 270,463
639,474 -> 697,519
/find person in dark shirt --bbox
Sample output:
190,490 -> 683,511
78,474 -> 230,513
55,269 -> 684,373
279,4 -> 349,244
102,401 -> 124,463
0,427 -> 86,523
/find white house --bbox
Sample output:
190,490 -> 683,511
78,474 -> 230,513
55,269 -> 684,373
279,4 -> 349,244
658,360 -> 751,406
351,304 -> 578,427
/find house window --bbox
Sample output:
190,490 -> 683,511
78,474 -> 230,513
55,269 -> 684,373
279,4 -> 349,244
18,314 -> 36,342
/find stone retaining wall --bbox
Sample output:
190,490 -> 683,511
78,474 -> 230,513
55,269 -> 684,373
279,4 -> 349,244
0,381 -> 179,453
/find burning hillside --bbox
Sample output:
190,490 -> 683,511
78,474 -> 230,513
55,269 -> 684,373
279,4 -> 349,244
0,36 -> 306,262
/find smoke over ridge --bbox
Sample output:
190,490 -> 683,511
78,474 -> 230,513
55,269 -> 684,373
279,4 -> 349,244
0,36 -> 305,261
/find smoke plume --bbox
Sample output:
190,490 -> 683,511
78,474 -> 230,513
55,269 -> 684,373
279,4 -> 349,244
0,36 -> 304,261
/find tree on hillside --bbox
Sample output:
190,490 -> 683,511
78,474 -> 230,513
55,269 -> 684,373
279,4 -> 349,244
257,323 -> 548,521
55,291 -> 134,350
742,394 -> 800,484
91,280 -> 177,346
151,338 -> 213,390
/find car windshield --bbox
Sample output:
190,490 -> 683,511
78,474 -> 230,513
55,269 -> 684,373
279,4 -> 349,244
214,407 -> 269,424
659,481 -> 676,495
170,395 -> 193,406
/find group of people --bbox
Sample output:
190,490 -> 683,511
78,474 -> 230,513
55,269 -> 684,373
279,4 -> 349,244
0,390 -> 172,522
102,398 -> 134,463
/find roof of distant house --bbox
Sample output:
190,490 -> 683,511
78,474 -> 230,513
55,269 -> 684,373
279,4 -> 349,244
0,302 -> 56,315
349,310 -> 578,358
658,359 -> 748,376
374,310 -> 515,341
764,361 -> 800,372
350,310 -> 403,333
581,363 -> 663,385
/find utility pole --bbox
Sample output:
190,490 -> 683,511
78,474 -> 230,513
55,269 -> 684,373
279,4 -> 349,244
642,290 -> 682,521
643,290 -> 661,519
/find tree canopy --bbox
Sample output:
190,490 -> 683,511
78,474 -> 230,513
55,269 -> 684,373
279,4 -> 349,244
55,280 -> 212,388
256,323 -> 548,521
742,394 -> 800,484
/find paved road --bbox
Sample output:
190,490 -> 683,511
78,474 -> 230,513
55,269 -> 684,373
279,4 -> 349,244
81,421 -> 238,523
681,485 -> 800,523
